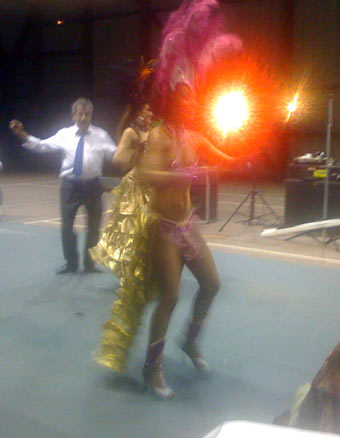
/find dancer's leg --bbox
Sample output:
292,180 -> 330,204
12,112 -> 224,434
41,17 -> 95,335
149,224 -> 184,343
182,226 -> 221,370
143,224 -> 184,398
83,188 -> 102,271
60,181 -> 82,269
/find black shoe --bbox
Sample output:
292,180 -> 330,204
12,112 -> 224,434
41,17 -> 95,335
82,265 -> 103,274
56,263 -> 78,275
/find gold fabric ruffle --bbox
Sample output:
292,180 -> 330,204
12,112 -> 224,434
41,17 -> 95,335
90,175 -> 159,372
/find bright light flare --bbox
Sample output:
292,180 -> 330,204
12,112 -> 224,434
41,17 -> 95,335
286,93 -> 299,121
213,90 -> 249,136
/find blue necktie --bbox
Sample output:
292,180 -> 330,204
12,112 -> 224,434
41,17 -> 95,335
73,135 -> 84,177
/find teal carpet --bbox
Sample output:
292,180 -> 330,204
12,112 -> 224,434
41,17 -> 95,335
1,223 -> 339,438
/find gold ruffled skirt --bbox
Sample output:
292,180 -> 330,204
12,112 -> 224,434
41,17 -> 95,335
90,174 -> 159,372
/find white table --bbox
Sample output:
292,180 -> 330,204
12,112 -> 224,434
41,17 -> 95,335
203,421 -> 337,438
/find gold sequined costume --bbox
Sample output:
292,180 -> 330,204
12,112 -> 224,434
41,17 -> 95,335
90,174 -> 159,372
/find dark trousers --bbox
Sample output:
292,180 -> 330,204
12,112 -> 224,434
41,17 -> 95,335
60,178 -> 103,268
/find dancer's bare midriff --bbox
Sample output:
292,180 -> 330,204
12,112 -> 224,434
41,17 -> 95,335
149,183 -> 192,221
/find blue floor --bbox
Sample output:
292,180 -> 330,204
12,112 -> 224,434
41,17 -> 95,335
1,222 -> 339,438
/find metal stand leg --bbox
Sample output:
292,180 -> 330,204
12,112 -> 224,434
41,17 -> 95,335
219,183 -> 280,232
284,228 -> 340,251
219,190 -> 254,232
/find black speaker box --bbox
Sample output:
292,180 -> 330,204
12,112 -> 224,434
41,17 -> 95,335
284,178 -> 340,226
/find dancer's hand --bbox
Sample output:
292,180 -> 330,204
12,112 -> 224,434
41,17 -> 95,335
9,120 -> 28,140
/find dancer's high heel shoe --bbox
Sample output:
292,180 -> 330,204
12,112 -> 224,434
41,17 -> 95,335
180,339 -> 210,373
179,319 -> 210,373
143,338 -> 174,400
142,364 -> 174,400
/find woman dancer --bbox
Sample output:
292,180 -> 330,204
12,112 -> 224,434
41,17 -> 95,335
91,100 -> 153,266
90,96 -> 156,372
136,0 -> 243,398
93,0 -> 243,395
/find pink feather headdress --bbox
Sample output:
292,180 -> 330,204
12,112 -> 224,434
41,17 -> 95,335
152,0 -> 243,118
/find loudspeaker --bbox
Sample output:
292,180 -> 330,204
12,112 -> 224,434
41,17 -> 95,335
284,178 -> 340,226
190,167 -> 218,223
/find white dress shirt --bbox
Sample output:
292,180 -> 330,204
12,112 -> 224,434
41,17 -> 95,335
23,124 -> 117,179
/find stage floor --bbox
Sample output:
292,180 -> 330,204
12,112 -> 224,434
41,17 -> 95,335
1,173 -> 339,438
2,172 -> 340,264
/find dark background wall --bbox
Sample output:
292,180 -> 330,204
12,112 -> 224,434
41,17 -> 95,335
0,0 -> 340,176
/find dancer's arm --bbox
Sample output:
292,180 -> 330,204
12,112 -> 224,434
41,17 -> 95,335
185,129 -> 256,175
9,120 -> 29,141
111,127 -> 139,176
9,119 -> 62,152
185,130 -> 236,168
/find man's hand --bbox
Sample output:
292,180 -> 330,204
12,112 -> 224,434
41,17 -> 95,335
9,119 -> 28,141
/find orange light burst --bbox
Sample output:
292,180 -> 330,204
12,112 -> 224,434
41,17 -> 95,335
213,89 -> 249,136
193,52 -> 285,162
286,93 -> 299,121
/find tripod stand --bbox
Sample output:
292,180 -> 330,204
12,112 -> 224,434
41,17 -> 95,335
219,181 -> 280,232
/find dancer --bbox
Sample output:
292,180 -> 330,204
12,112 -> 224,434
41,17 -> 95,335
135,0 -> 244,399
90,63 -> 157,372
93,0 -> 244,398
90,99 -> 153,274
9,98 -> 117,274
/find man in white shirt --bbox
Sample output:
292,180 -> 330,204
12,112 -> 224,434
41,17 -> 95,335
10,98 -> 117,274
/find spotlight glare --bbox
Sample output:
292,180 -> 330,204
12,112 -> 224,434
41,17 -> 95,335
213,90 -> 249,135
286,93 -> 299,121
